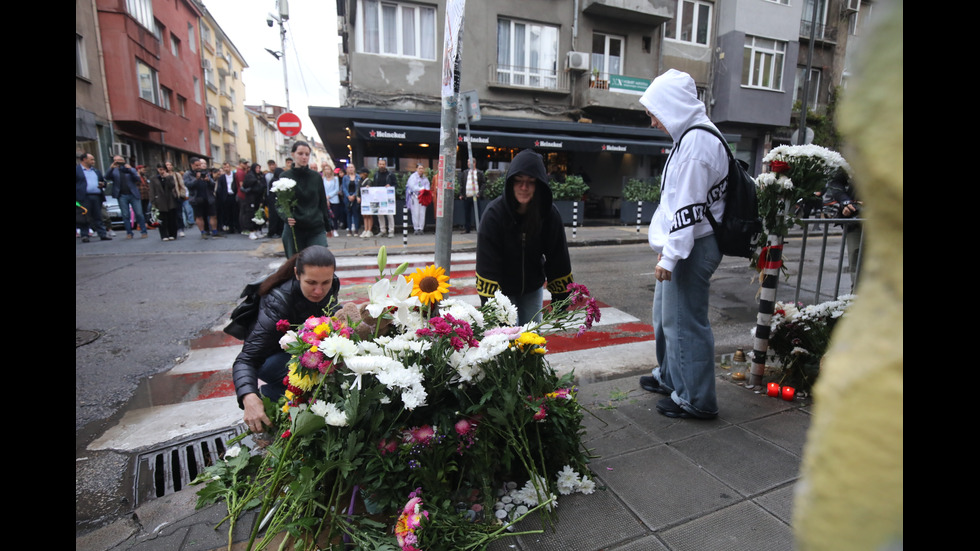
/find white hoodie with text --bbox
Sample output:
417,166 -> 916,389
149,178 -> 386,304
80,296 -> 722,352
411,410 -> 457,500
639,69 -> 728,273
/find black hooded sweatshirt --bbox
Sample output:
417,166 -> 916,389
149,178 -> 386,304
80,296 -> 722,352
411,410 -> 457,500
475,149 -> 573,303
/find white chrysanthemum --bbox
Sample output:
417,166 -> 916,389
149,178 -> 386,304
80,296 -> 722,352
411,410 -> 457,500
556,466 -> 580,496
480,333 -> 513,357
400,383 -> 428,410
484,291 -> 519,326
375,362 -> 423,390
270,178 -> 296,193
383,334 -> 431,357
317,335 -> 358,360
279,330 -> 298,350
310,400 -> 348,426
577,477 -> 596,495
439,298 -> 485,328
357,340 -> 384,356
755,172 -> 777,188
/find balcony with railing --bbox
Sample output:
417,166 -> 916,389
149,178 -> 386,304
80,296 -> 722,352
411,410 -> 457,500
575,72 -> 651,110
488,64 -> 569,94
800,20 -> 838,43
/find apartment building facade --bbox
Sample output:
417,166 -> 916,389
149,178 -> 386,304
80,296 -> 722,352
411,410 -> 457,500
311,0 -> 833,214
199,4 -> 251,165
77,0 -> 114,168
95,0 -> 210,169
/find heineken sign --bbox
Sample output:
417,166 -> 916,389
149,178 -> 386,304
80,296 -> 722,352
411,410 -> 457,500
608,75 -> 650,95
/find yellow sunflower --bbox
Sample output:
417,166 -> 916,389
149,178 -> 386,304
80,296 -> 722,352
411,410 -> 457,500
409,265 -> 451,306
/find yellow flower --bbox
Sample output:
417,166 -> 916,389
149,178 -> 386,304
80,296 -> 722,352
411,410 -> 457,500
514,332 -> 547,354
288,368 -> 319,392
408,265 -> 451,306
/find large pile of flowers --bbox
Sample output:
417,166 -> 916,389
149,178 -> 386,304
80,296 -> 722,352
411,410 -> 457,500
760,295 -> 854,390
194,248 -> 601,550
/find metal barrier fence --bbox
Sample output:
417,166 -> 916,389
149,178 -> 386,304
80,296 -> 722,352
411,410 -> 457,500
783,218 -> 864,305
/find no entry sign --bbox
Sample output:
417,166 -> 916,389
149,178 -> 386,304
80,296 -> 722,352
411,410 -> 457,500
276,112 -> 302,137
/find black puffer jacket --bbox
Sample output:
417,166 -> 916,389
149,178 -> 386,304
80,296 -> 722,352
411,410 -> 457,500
475,149 -> 572,303
232,275 -> 341,407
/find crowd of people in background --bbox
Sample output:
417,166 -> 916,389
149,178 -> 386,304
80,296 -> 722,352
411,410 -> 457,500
76,152 -> 444,248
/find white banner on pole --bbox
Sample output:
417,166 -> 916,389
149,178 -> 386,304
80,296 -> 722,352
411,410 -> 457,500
441,0 -> 466,99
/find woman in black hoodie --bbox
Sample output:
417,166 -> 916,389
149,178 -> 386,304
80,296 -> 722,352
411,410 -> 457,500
475,149 -> 573,325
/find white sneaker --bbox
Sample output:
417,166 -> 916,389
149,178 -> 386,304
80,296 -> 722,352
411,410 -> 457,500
178,230 -> 185,238
333,230 -> 340,237
249,231 -> 259,240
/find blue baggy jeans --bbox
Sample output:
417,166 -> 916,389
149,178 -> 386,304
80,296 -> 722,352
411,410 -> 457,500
651,234 -> 723,418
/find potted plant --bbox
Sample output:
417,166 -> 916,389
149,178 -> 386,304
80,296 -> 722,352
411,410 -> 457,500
620,176 -> 660,225
550,175 -> 590,225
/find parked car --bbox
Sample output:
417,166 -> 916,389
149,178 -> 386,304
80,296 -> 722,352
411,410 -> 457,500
104,196 -> 124,229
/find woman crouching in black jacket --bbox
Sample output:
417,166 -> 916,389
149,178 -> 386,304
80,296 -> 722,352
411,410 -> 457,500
233,245 -> 341,433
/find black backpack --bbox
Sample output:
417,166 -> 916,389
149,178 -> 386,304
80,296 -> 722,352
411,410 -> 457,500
678,124 -> 762,258
223,277 -> 287,340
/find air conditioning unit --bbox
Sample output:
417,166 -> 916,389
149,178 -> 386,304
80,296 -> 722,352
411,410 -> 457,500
112,142 -> 131,158
202,58 -> 212,70
566,51 -> 590,71
844,0 -> 860,12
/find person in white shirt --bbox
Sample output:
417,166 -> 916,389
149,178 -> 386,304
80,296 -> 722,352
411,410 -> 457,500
638,69 -> 728,421
405,164 -> 430,235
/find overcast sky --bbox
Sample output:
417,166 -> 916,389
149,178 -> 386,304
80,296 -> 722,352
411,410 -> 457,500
203,0 -> 340,143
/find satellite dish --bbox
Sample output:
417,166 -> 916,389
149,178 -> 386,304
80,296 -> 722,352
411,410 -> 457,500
791,127 -> 814,145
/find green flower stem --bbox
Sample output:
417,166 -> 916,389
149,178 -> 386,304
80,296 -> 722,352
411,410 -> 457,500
247,434 -> 298,550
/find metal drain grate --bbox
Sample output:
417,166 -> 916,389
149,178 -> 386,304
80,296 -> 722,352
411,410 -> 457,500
134,427 -> 245,505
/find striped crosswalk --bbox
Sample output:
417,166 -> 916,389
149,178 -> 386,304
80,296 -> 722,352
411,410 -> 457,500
87,253 -> 655,452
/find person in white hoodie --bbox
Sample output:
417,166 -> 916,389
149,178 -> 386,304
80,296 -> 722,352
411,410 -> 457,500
638,69 -> 728,420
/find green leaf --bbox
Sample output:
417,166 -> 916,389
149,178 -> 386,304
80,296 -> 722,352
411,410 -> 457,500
292,409 -> 326,438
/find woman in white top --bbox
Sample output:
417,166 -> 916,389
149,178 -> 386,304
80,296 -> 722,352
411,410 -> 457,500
405,164 -> 430,235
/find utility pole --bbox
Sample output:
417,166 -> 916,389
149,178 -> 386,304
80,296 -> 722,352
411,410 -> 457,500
435,0 -> 466,273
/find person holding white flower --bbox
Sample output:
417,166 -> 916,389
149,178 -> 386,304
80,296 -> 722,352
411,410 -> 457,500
232,246 -> 341,433
278,141 -> 331,257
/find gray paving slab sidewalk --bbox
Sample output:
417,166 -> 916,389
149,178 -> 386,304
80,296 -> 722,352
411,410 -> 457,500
79,368 -> 809,551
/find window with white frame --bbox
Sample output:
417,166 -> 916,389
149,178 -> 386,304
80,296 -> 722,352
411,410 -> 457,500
664,0 -> 712,46
496,18 -> 559,89
591,33 -> 623,80
126,0 -> 155,33
76,34 -> 89,79
193,76 -> 201,103
137,60 -> 160,104
170,34 -> 180,57
178,95 -> 187,117
794,67 -> 821,106
188,23 -> 196,53
742,36 -> 785,90
359,0 -> 437,60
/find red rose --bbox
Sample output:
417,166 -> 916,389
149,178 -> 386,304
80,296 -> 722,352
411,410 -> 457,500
276,319 -> 290,332
770,160 -> 789,173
